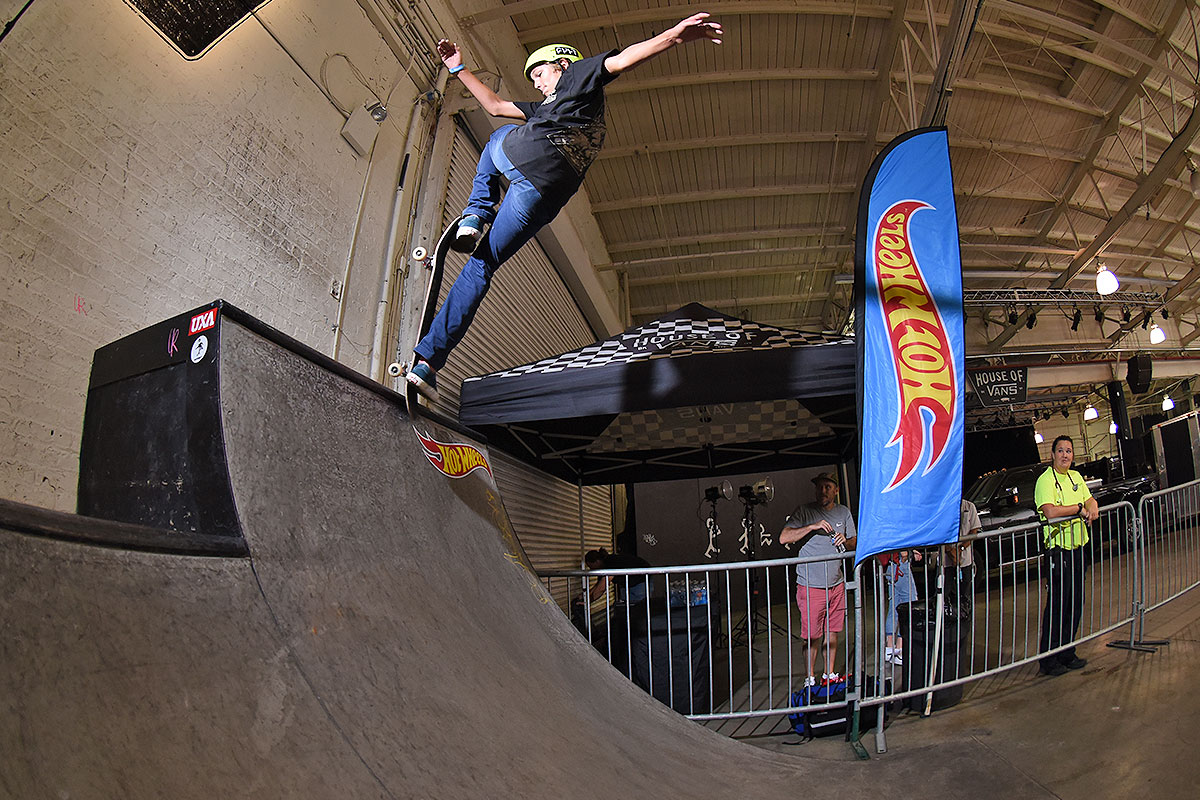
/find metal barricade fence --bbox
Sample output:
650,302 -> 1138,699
1136,480 -> 1200,615
537,495 -> 1200,751
538,552 -> 857,726
858,501 -> 1139,751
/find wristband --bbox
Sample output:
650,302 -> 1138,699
1077,502 -> 1083,515
448,63 -> 464,75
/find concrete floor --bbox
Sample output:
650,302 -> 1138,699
743,586 -> 1199,799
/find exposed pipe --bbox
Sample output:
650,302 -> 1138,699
369,88 -> 441,381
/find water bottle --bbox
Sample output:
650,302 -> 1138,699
830,521 -> 846,553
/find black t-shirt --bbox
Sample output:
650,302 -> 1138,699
503,50 -> 618,201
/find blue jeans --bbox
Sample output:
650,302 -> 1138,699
885,561 -> 917,636
415,126 -> 564,370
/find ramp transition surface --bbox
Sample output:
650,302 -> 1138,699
1,316 -> 1051,798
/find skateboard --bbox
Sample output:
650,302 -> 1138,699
386,217 -> 461,417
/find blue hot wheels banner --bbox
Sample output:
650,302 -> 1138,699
854,128 -> 965,565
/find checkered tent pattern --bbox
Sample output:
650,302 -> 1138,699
464,307 -> 850,383
589,399 -> 834,453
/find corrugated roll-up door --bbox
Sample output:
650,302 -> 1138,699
426,124 -> 613,595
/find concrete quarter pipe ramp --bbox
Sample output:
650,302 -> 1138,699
1,304 -> 1049,798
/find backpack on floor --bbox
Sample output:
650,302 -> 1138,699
787,675 -> 852,740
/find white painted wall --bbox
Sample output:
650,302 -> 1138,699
0,0 -> 409,509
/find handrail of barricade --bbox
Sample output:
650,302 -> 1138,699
538,551 -> 860,730
857,501 -> 1138,753
1134,479 -> 1200,620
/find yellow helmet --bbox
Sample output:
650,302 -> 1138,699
523,44 -> 581,80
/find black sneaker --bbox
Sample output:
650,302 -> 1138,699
1061,656 -> 1087,670
1040,661 -> 1068,677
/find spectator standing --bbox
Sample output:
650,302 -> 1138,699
779,472 -> 856,686
1033,435 -> 1098,677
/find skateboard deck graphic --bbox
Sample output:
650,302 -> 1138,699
387,217 -> 460,418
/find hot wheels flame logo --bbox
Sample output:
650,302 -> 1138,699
873,200 -> 956,490
415,428 -> 492,479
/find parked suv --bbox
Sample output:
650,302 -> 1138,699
965,460 -> 1157,572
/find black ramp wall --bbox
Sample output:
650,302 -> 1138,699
1,312 -> 1050,798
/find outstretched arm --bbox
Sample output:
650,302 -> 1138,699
603,12 -> 722,76
437,39 -> 526,120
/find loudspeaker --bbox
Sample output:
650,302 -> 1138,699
1127,354 -> 1153,395
1107,381 -> 1132,439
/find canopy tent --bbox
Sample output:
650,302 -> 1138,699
458,304 -> 856,485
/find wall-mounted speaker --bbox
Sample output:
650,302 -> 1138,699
1127,354 -> 1153,395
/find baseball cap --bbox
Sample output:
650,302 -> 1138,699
812,472 -> 839,486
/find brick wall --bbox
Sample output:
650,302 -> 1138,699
0,0 -> 405,509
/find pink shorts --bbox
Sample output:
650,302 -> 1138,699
795,583 -> 846,639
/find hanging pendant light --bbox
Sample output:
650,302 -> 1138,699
1149,323 -> 1166,344
1096,264 -> 1119,295
1083,404 -> 1099,421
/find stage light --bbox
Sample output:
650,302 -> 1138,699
1083,404 -> 1099,421
1149,323 -> 1166,344
1071,307 -> 1082,331
1109,421 -> 1118,435
1162,395 -> 1175,411
1025,308 -> 1037,329
1122,306 -> 1132,323
1062,408 -> 1069,418
1141,311 -> 1151,330
1034,431 -> 1044,444
738,477 -> 774,505
1096,264 -> 1119,295
1093,306 -> 1105,325
704,481 -> 733,503
1007,307 -> 1019,325
1161,308 -> 1169,320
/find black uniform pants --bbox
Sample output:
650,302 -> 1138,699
1039,546 -> 1088,668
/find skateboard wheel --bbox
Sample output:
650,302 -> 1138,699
411,246 -> 428,261
386,362 -> 406,378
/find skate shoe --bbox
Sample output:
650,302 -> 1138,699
452,215 -> 484,253
406,361 -> 440,402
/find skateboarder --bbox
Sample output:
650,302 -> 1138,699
407,13 -> 723,401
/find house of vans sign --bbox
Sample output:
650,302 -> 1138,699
968,367 -> 1028,407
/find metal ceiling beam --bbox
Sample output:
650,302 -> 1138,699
505,2 -> 893,39
990,0 -> 1196,88
604,244 -> 852,272
626,266 -> 831,288
1006,3 -> 1188,273
988,99 -> 1200,352
1106,261 -> 1200,344
604,225 -> 852,254
606,69 -> 877,96
504,3 -> 1194,90
595,132 -> 865,161
861,0 -> 908,168
631,292 -> 832,317
590,183 -> 859,213
920,0 -> 984,126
